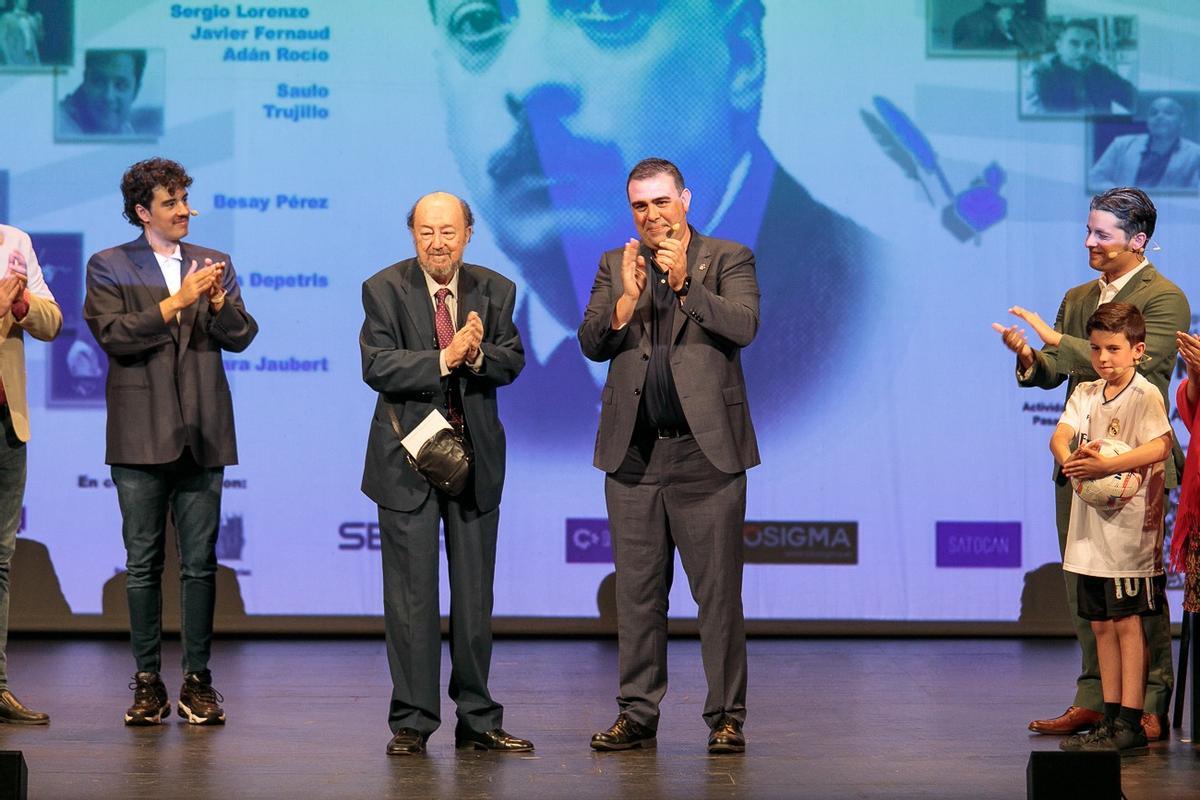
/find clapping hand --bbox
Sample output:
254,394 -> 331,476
991,319 -> 1036,372
621,238 -> 647,301
8,249 -> 28,280
204,258 -> 228,311
611,238 -> 648,329
1178,330 -> 1200,380
0,251 -> 28,317
462,311 -> 484,364
176,260 -> 221,307
446,311 -> 484,368
1007,306 -> 1060,347
655,223 -> 687,292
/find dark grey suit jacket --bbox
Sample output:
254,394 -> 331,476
83,234 -> 258,467
578,228 -> 760,475
360,259 -> 524,513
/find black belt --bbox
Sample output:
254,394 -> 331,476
636,422 -> 690,440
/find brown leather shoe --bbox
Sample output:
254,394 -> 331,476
0,689 -> 49,725
1028,706 -> 1104,735
1140,713 -> 1167,742
455,728 -> 534,752
590,714 -> 656,751
707,715 -> 745,754
386,728 -> 427,756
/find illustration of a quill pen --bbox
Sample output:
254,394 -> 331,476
872,96 -> 953,201
860,110 -> 934,205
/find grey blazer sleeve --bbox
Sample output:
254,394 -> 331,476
679,244 -> 759,347
578,251 -> 631,363
83,252 -> 174,357
359,279 -> 444,397
205,257 -> 257,352
469,277 -> 524,387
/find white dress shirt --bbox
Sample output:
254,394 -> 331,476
152,245 -> 183,321
1096,258 -> 1148,307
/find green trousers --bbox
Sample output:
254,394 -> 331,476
1055,479 -> 1174,715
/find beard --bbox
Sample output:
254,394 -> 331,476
417,253 -> 463,282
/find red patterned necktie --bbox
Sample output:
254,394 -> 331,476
434,288 -> 463,425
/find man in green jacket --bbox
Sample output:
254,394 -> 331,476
994,187 -> 1185,740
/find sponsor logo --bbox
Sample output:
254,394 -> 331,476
743,522 -> 858,565
216,514 -> 245,561
564,519 -> 859,565
565,518 -> 612,563
935,521 -> 1021,568
337,521 -> 445,552
339,521 -> 382,551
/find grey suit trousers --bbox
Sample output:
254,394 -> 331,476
605,433 -> 747,730
378,490 -> 503,737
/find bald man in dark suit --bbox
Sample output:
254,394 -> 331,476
361,192 -> 531,756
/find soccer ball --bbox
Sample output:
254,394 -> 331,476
1071,438 -> 1142,510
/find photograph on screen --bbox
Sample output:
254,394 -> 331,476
54,48 -> 164,141
926,0 -> 1049,56
1019,15 -> 1138,117
0,0 -> 71,69
33,232 -> 106,406
1087,92 -> 1200,194
426,0 -> 883,446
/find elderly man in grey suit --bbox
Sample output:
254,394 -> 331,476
85,157 -> 257,727
360,191 -> 530,756
579,158 -> 760,754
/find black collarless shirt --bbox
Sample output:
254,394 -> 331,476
637,258 -> 688,433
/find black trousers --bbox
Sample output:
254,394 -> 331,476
378,486 -> 503,737
605,432 -> 748,730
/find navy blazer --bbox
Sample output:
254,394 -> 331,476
578,229 -> 760,475
84,234 -> 258,467
360,259 -> 524,513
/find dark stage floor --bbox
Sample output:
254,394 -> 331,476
0,637 -> 1196,799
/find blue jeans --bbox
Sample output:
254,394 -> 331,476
0,406 -> 26,690
112,451 -> 223,676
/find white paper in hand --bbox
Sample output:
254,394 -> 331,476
401,409 -> 453,458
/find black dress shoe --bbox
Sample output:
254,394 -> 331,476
707,715 -> 745,754
0,689 -> 49,725
456,728 -> 534,752
590,714 -> 656,751
386,728 -> 427,755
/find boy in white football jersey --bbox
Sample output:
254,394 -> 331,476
1050,302 -> 1172,756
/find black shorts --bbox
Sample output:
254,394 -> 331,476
1076,573 -> 1167,621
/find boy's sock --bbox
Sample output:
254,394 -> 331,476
1103,702 -> 1120,721
1118,706 -> 1142,731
